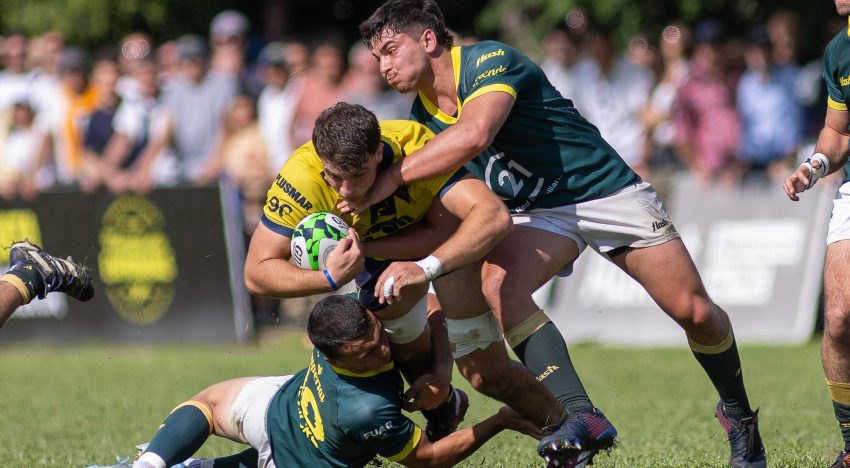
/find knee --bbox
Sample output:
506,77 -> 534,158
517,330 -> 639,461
671,293 -> 723,332
825,304 -> 850,344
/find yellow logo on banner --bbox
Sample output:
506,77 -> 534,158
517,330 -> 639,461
0,210 -> 42,247
98,195 -> 177,325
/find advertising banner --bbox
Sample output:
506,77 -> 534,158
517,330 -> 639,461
0,186 -> 252,344
543,177 -> 834,345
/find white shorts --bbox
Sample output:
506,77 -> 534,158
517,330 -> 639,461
228,375 -> 293,468
827,180 -> 850,245
512,181 -> 680,276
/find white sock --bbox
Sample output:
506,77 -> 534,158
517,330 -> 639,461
133,452 -> 166,468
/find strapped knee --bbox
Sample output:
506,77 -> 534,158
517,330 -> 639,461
446,312 -> 503,359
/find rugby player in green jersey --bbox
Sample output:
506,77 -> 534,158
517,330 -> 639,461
347,1 -> 766,466
784,2 -> 850,466
128,295 -> 542,468
0,240 -> 93,329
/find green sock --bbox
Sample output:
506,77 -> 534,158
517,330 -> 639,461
691,337 -> 753,418
832,400 -> 850,451
145,403 -> 211,466
210,448 -> 259,467
512,322 -> 593,413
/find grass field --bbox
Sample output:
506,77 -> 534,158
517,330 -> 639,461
0,331 -> 839,467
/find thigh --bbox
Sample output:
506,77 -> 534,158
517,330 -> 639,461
824,240 -> 850,316
609,237 -> 709,317
200,376 -> 292,446
433,261 -> 489,320
485,225 -> 581,293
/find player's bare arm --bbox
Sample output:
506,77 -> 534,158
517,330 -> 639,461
785,106 -> 850,201
363,198 -> 459,260
399,406 -> 542,468
338,92 -> 514,214
244,223 -> 364,297
375,175 -> 511,304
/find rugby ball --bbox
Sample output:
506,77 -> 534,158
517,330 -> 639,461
290,212 -> 349,270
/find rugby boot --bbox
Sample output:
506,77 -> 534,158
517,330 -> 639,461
9,239 -> 93,301
715,402 -> 766,467
830,450 -> 850,468
422,387 -> 469,441
537,407 -> 618,467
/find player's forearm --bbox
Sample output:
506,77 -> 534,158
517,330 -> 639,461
815,124 -> 850,174
399,125 -> 488,184
431,202 -> 510,275
420,415 -> 504,467
244,259 -> 335,298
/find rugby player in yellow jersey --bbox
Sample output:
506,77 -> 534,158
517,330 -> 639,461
243,102 -> 565,442
127,295 -> 542,468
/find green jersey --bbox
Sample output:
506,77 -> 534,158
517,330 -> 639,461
822,17 -> 850,181
410,40 -> 639,212
266,350 -> 421,467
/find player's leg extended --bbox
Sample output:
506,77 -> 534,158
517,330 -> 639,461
610,239 -> 765,466
481,226 -> 593,413
435,263 -> 564,428
822,240 -> 850,463
134,377 -> 281,468
609,239 -> 753,415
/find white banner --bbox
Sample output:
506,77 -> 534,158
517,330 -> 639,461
542,176 -> 835,346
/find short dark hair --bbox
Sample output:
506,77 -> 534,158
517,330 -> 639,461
360,0 -> 453,51
312,102 -> 381,173
307,295 -> 371,359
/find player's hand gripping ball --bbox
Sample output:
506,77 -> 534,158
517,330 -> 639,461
290,212 -> 349,270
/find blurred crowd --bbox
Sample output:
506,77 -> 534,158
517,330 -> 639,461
0,8 -> 841,219
542,9 -> 843,187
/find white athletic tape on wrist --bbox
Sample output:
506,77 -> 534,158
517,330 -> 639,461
382,276 -> 395,298
802,153 -> 830,189
415,255 -> 443,281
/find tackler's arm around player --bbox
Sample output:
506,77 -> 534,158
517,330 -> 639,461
338,92 -> 515,215
785,106 -> 850,201
375,175 -> 511,305
245,223 -> 365,297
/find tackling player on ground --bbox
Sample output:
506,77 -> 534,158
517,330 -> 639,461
350,1 -> 766,466
784,1 -> 850,466
0,240 -> 94,329
125,295 -> 542,468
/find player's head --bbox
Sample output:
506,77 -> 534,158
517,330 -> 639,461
313,102 -> 382,204
359,0 -> 453,93
837,0 -> 850,16
308,295 -> 392,373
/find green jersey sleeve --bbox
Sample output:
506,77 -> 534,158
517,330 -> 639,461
461,41 -> 526,105
824,34 -> 848,111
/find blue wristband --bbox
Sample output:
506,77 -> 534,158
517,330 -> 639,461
322,269 -> 339,290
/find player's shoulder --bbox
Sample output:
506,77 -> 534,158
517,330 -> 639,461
462,40 -> 523,68
826,26 -> 850,61
379,120 -> 435,151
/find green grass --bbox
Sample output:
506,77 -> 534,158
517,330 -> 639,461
0,332 -> 838,467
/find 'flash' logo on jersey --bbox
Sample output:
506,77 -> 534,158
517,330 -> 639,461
475,49 -> 504,67
841,75 -> 850,87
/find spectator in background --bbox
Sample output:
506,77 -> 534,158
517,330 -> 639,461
143,35 -> 237,188
257,41 -> 299,172
209,9 -> 250,80
0,33 -> 33,112
339,42 -> 412,121
571,26 -> 654,177
540,28 -> 581,100
672,20 -> 740,184
283,40 -> 310,78
102,58 -> 176,194
641,24 -> 690,173
0,100 -> 43,200
290,41 -> 345,147
736,26 -> 802,185
37,47 -> 99,186
79,59 -> 121,192
116,32 -> 154,100
155,40 -> 180,87
767,9 -> 800,67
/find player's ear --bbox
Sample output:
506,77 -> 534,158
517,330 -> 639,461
420,29 -> 438,53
